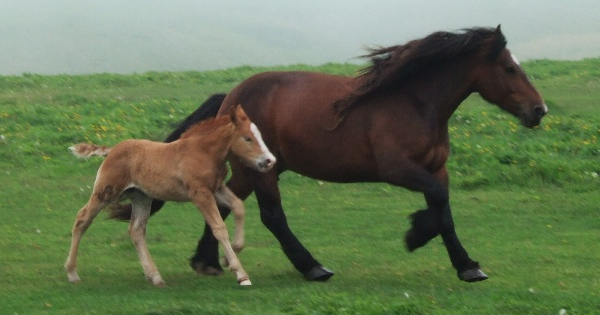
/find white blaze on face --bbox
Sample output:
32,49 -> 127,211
250,123 -> 276,164
511,53 -> 520,65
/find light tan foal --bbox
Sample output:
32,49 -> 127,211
65,105 -> 275,287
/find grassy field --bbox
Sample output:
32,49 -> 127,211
0,59 -> 599,314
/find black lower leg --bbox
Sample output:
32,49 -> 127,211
189,205 -> 231,275
261,207 -> 333,281
438,205 -> 488,282
405,209 -> 440,251
189,223 -> 223,275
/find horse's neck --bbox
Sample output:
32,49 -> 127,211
406,60 -> 476,123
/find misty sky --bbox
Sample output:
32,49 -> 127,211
1,0 -> 599,75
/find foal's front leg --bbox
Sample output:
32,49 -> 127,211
193,188 -> 251,285
215,185 -> 245,254
128,192 -> 165,287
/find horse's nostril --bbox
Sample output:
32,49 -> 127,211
533,105 -> 547,118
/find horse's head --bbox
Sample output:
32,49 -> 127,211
474,27 -> 547,128
229,105 -> 276,172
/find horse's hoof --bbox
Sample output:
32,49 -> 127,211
405,209 -> 439,251
201,265 -> 224,276
405,228 -> 434,252
458,268 -> 489,282
192,261 -> 224,276
303,266 -> 334,281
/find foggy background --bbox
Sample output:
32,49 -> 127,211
1,0 -> 599,75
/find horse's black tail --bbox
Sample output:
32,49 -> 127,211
107,93 -> 228,221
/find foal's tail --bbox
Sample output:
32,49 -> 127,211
106,93 -> 227,221
69,143 -> 111,158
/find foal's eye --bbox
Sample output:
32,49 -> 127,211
243,136 -> 252,142
505,66 -> 516,74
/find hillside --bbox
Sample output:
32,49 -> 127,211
0,59 -> 599,314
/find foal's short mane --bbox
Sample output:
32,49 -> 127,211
179,115 -> 232,139
334,27 -> 507,115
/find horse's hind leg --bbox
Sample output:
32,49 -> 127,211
128,192 -> 165,287
193,189 -> 251,285
65,194 -> 111,283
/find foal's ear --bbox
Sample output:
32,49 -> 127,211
230,104 -> 248,125
229,105 -> 238,124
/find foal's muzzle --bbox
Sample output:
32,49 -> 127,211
257,156 -> 276,172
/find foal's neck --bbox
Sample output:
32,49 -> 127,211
184,122 -> 236,162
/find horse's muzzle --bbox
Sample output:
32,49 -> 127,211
521,103 -> 548,128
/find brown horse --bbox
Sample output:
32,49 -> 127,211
64,105 -> 276,286
114,26 -> 548,282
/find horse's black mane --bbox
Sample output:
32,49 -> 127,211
335,26 -> 507,115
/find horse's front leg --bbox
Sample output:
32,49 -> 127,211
192,189 -> 251,285
248,170 -> 334,281
385,164 -> 487,282
190,211 -> 227,276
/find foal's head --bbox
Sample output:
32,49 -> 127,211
229,105 -> 276,172
473,26 -> 547,128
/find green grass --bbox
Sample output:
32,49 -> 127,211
1,59 -> 599,314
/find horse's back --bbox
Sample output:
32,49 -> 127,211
221,71 -> 379,181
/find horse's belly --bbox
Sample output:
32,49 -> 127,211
285,155 -> 379,183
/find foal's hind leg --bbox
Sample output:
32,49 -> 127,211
193,188 -> 251,285
128,192 -> 165,287
65,195 -> 111,283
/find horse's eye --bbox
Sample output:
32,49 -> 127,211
243,136 -> 252,142
505,66 -> 516,74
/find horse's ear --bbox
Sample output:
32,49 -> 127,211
495,24 -> 502,34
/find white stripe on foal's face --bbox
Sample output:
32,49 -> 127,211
250,123 -> 276,164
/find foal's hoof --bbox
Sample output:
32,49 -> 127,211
303,266 -> 334,281
238,277 -> 252,286
66,273 -> 81,283
458,268 -> 489,283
